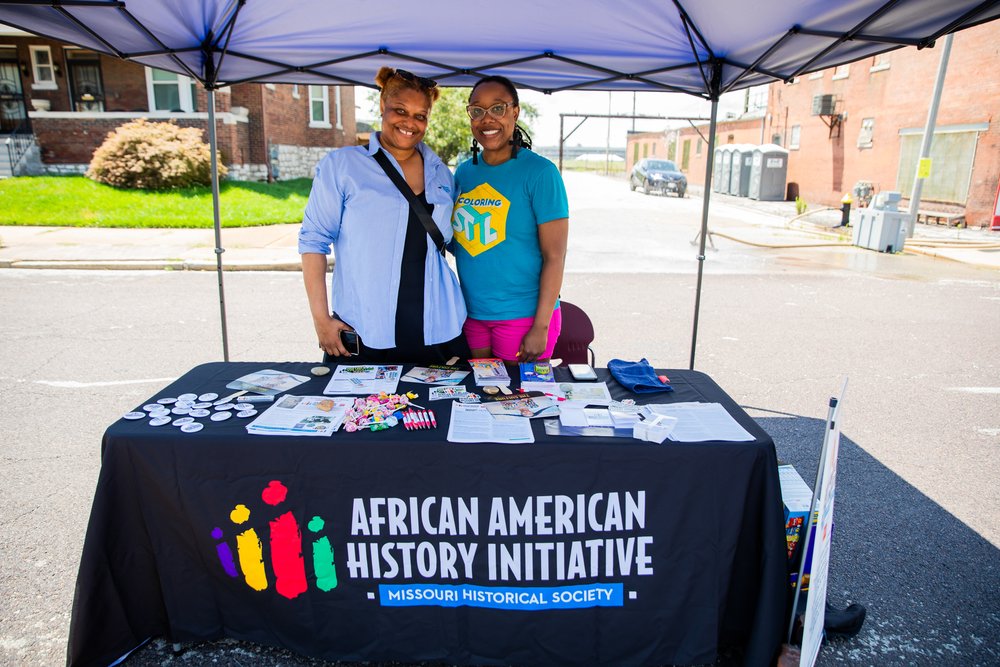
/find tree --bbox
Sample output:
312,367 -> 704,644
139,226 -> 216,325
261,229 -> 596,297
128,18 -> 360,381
367,88 -> 540,166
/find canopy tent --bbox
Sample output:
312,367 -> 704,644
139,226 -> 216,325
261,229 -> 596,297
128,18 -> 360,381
3,0 -> 998,365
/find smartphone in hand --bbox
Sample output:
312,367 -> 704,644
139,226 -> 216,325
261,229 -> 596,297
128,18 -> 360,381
339,330 -> 360,356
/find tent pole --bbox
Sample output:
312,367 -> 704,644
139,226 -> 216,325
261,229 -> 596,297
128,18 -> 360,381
689,99 -> 719,370
207,88 -> 231,361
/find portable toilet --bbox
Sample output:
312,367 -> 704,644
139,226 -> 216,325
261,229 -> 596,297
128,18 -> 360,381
718,146 -> 737,196
728,144 -> 754,196
748,144 -> 789,201
712,148 -> 725,192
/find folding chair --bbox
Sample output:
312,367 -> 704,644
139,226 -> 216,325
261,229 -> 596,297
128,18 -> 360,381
552,300 -> 596,366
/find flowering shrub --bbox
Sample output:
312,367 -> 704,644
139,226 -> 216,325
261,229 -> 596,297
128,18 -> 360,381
86,118 -> 225,189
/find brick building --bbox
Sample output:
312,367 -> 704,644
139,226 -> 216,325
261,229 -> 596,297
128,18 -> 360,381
674,116 -> 767,184
1,30 -> 357,180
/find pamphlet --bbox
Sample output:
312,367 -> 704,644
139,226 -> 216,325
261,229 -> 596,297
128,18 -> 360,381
556,381 -> 613,405
481,392 -> 558,419
226,369 -> 310,396
245,395 -> 352,436
469,358 -> 512,386
446,402 -> 534,444
402,365 -> 470,385
429,386 -> 479,401
323,364 -> 402,395
519,360 -> 555,383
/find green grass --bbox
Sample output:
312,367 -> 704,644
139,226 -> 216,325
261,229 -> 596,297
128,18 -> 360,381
0,176 -> 313,228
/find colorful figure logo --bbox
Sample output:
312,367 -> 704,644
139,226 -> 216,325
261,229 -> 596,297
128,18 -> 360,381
452,183 -> 509,257
212,480 -> 337,599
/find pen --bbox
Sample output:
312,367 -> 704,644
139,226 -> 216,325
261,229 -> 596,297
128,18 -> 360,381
429,410 -> 437,429
421,410 -> 430,429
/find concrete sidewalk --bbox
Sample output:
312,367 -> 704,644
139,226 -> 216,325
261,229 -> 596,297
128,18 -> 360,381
1,187 -> 997,271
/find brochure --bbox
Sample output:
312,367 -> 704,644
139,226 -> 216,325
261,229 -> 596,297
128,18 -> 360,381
446,403 -> 534,444
481,392 -> 558,419
226,369 -> 311,396
519,360 -> 555,383
469,358 -> 512,387
402,365 -> 470,385
245,395 -> 352,436
323,364 -> 402,395
429,386 -> 480,401
556,381 -> 613,406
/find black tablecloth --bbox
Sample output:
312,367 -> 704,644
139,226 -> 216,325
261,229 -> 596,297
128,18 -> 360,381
68,363 -> 786,667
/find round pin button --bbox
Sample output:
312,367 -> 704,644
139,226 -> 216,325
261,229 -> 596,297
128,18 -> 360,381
210,411 -> 232,422
143,403 -> 162,412
157,397 -> 177,405
149,416 -> 171,427
483,386 -> 500,395
180,422 -> 204,433
235,403 -> 253,411
214,403 -> 235,411
172,417 -> 194,426
311,366 -> 331,376
178,393 -> 198,401
189,409 -> 211,418
123,411 -> 146,420
198,392 -> 219,402
192,402 -> 212,409
236,409 -> 257,418
171,406 -> 191,415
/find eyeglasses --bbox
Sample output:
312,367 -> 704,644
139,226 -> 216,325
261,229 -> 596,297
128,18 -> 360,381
466,102 -> 514,121
394,69 -> 437,89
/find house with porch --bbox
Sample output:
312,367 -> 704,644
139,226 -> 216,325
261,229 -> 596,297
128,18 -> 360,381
1,27 -> 357,180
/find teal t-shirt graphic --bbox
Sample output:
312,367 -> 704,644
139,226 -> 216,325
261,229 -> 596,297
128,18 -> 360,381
452,150 -> 569,320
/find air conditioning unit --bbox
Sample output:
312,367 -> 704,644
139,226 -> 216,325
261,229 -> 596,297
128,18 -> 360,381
812,94 -> 836,116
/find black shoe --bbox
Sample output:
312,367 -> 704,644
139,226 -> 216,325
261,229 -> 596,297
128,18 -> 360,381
824,602 -> 866,638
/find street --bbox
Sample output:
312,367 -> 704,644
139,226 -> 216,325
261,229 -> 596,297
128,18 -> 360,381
1,172 -> 998,665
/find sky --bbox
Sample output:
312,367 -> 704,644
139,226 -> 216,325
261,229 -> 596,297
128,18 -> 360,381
357,87 -> 767,149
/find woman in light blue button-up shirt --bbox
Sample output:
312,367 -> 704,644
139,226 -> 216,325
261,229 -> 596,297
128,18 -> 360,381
299,67 -> 468,364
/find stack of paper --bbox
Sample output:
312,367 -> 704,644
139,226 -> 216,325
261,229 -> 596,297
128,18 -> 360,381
482,392 -> 558,419
323,365 -> 402,395
640,402 -> 755,442
447,403 -> 534,444
469,358 -> 511,387
246,395 -> 352,436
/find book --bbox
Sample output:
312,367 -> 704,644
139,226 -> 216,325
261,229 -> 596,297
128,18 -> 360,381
402,365 -> 470,385
245,395 -> 352,437
519,360 -> 555,383
469,358 -> 511,386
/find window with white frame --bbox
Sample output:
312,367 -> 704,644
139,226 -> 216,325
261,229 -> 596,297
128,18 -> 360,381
29,45 -> 57,90
858,118 -> 875,148
309,85 -> 330,127
832,63 -> 850,80
790,124 -> 801,149
146,67 -> 197,112
334,86 -> 343,129
870,53 -> 891,73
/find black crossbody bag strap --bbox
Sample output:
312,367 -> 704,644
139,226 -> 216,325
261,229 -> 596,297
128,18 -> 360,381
370,147 -> 447,256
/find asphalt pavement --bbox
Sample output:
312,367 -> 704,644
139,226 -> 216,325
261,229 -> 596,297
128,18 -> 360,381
1,176 -> 997,271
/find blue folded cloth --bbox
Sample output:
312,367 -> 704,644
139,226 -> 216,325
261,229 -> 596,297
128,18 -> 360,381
607,358 -> 673,394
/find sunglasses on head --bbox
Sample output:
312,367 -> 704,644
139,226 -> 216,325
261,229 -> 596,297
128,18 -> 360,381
394,69 -> 438,89
466,102 -> 514,121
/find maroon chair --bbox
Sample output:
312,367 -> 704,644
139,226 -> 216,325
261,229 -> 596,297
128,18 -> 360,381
552,300 -> 596,366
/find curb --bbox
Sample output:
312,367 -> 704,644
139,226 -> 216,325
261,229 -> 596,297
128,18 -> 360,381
0,259 -> 304,271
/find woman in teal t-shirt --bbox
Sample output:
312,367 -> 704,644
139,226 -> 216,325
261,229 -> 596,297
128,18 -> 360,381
451,76 -> 569,363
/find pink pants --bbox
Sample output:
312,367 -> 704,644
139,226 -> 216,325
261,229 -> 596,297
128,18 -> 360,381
463,307 -> 562,362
